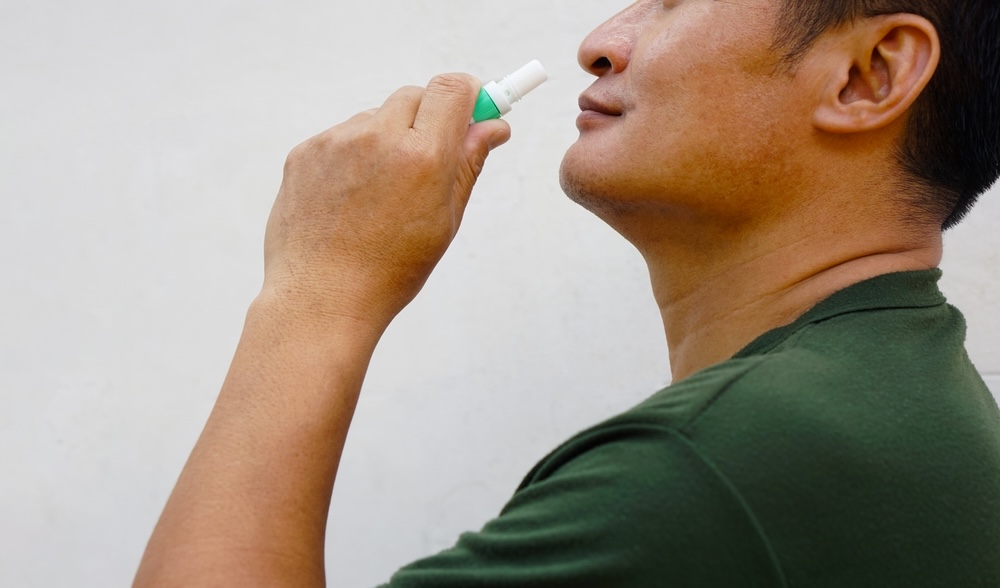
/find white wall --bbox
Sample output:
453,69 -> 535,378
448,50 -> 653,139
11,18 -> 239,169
0,2 -> 996,586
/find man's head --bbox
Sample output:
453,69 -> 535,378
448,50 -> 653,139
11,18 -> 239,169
560,0 -> 999,242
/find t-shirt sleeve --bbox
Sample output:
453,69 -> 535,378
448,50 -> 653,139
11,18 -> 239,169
379,422 -> 786,587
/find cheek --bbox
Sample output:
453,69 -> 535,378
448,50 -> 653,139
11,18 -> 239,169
613,80 -> 802,206
627,36 -> 796,163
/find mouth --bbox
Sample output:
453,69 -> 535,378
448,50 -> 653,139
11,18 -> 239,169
576,94 -> 623,130
578,94 -> 623,117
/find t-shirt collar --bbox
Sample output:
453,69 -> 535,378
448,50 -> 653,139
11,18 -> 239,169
734,269 -> 946,359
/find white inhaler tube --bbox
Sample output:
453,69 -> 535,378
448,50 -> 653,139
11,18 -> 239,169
472,60 -> 548,123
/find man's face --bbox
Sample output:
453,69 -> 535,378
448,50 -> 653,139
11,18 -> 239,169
560,0 -> 810,228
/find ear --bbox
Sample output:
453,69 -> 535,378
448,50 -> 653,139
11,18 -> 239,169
813,14 -> 940,134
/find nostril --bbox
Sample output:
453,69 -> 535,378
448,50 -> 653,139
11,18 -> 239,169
591,57 -> 612,72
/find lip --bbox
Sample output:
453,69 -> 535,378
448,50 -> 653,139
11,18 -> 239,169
577,94 -> 623,129
578,94 -> 623,116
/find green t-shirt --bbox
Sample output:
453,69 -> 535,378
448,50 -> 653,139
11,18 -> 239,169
383,270 -> 1000,587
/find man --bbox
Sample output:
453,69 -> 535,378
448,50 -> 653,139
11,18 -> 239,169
135,0 -> 1000,586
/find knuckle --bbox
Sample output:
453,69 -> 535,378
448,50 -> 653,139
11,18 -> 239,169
426,73 -> 477,97
292,123 -> 385,165
348,125 -> 383,153
284,140 -> 311,171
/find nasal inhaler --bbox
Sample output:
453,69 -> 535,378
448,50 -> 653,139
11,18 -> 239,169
472,60 -> 549,123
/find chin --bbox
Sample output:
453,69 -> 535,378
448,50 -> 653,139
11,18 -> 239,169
559,148 -> 600,208
560,141 -> 607,201
559,151 -> 645,223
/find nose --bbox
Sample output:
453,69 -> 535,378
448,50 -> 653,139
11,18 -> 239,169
577,2 -> 645,76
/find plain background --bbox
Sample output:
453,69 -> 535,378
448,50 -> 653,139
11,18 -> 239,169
1,1 -> 997,586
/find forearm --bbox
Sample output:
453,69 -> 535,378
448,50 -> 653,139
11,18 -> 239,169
134,73 -> 507,586
134,293 -> 383,587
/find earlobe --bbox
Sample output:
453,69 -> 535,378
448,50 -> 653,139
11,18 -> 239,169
813,14 -> 940,135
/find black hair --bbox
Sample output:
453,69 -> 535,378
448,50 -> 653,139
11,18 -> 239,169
775,0 -> 1000,228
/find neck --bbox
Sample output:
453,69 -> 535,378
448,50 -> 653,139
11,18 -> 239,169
632,210 -> 942,382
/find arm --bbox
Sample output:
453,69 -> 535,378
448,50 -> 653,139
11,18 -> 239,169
133,74 -> 511,587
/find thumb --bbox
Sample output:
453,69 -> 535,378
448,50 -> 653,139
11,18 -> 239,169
463,119 -> 511,176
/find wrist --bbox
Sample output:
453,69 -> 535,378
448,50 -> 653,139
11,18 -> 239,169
248,284 -> 389,350
210,287 -> 385,427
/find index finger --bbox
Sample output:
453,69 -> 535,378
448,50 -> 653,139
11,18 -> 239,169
411,73 -> 481,141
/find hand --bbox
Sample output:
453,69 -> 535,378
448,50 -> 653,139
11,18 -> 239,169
135,74 -> 514,588
261,73 -> 511,333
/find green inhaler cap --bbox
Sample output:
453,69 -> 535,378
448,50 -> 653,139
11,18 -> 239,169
473,88 -> 502,123
471,60 -> 548,123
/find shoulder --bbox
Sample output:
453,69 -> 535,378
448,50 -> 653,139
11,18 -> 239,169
386,419 -> 787,587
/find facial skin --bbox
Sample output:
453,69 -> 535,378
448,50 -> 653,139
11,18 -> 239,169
561,0 -> 808,240
561,0 -> 944,380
